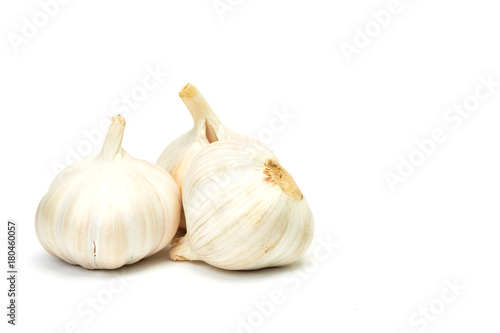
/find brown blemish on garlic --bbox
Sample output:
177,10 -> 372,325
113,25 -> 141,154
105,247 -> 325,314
263,243 -> 276,253
264,159 -> 303,200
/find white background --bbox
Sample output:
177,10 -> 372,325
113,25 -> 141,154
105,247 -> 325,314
1,0 -> 500,332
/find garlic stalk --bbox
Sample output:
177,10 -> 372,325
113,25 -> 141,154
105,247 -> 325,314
169,141 -> 314,270
157,83 -> 256,229
35,115 -> 181,270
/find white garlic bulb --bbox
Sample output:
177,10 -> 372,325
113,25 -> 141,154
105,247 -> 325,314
157,83 -> 256,229
35,115 -> 181,270
169,141 -> 314,270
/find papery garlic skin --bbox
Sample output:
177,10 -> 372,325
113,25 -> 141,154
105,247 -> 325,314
169,141 -> 314,270
35,115 -> 181,270
157,83 -> 257,229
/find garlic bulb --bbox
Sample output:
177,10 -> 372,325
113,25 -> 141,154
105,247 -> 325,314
169,141 -> 314,270
157,83 -> 256,229
35,115 -> 181,270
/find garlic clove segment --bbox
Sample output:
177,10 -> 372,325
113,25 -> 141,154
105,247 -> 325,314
169,141 -> 314,270
35,115 -> 181,270
157,83 -> 257,229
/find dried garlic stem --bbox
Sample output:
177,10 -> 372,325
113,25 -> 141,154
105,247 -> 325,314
99,115 -> 125,161
179,83 -> 220,143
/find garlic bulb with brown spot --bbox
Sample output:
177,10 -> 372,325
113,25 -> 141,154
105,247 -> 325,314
35,115 -> 181,269
169,141 -> 314,270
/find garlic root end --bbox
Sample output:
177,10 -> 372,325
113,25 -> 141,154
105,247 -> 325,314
169,236 -> 197,262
